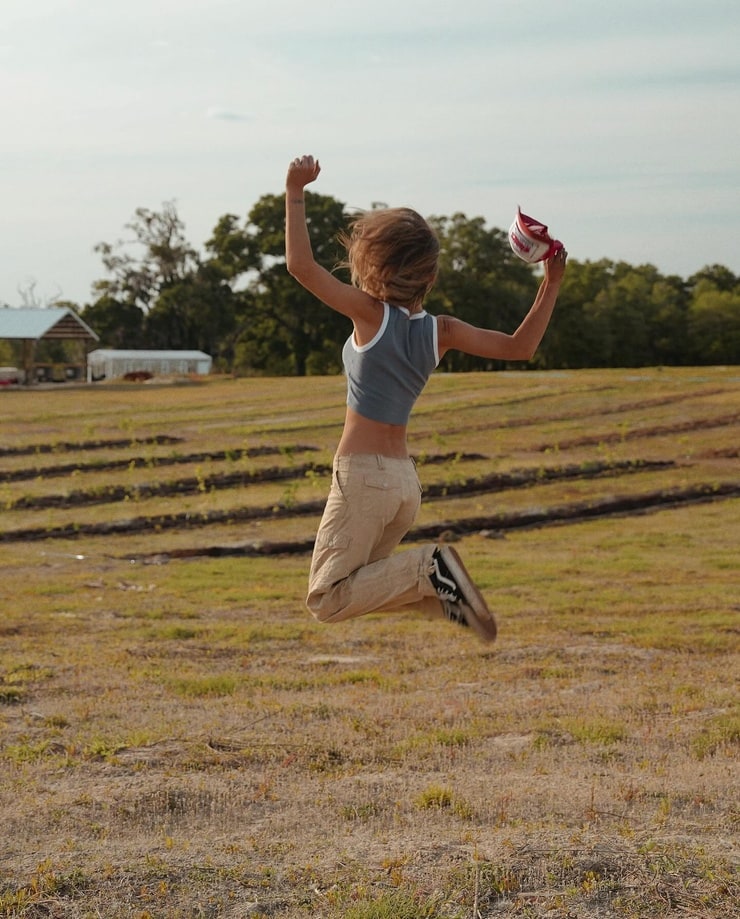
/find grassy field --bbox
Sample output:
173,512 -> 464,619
0,367 -> 738,918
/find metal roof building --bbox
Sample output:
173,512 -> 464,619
88,349 -> 212,381
0,306 -> 98,342
0,307 -> 99,384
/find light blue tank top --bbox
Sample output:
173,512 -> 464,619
342,302 -> 440,426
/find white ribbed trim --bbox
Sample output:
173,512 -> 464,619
351,302 -> 390,353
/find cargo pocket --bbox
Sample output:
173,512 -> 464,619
360,470 -> 401,518
309,530 -> 353,593
315,530 -> 352,552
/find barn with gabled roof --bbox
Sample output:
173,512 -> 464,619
0,307 -> 99,384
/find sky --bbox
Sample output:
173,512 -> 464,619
1,0 -> 739,307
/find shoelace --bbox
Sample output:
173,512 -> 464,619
431,556 -> 463,603
436,586 -> 458,602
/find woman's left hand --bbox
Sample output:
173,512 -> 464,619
544,247 -> 568,283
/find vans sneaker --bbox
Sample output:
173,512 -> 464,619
429,545 -> 497,643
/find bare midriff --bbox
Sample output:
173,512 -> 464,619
335,406 -> 409,458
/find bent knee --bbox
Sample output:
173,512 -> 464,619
306,591 -> 340,623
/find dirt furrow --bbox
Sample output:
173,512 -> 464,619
3,458 -> 671,512
2,477 -> 737,549
0,435 -> 183,457
133,482 -> 740,560
0,444 -> 319,483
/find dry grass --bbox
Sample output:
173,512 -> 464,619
0,368 -> 738,918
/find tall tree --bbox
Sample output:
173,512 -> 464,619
235,191 -> 351,375
426,214 -> 536,370
84,195 -> 740,371
81,295 -> 145,349
647,275 -> 690,366
688,264 -> 737,293
92,201 -> 199,314
688,280 -> 740,364
205,213 -> 259,281
536,259 -> 612,369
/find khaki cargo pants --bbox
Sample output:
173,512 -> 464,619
306,454 -> 444,623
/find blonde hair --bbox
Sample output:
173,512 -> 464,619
338,207 -> 439,310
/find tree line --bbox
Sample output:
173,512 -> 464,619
9,192 -> 739,373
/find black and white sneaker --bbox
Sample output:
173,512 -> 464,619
429,545 -> 497,643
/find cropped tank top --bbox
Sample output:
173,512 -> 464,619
342,302 -> 440,426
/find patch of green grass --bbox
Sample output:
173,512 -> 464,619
561,716 -> 627,746
333,669 -> 389,687
154,555 -> 312,614
691,711 -> 740,760
532,716 -> 627,749
169,675 -> 239,698
134,618 -> 311,648
413,784 -> 475,819
1,663 -> 64,727
340,801 -> 383,822
239,622 -> 313,643
394,727 -> 472,759
83,737 -> 127,760
153,625 -> 202,641
2,740 -> 66,764
3,663 -> 55,685
414,785 -> 454,809
334,890 -> 445,919
0,685 -> 24,704
0,859 -> 89,913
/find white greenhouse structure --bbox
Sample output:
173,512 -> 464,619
88,349 -> 212,381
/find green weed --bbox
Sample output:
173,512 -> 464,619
169,675 -> 239,698
0,685 -> 23,704
340,801 -> 382,822
691,712 -> 740,760
414,784 -> 475,819
335,890 -> 445,919
562,717 -> 627,746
